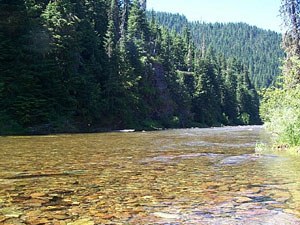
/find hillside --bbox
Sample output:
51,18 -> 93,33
0,0 -> 261,134
148,11 -> 285,88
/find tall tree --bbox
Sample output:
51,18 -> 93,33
120,0 -> 130,45
280,0 -> 300,86
0,0 -> 53,127
0,0 -> 262,134
150,11 -> 284,88
139,0 -> 146,11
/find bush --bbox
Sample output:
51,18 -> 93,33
238,113 -> 250,125
260,85 -> 300,147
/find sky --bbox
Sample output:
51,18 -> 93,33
147,0 -> 283,33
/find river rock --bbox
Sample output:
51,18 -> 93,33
218,154 -> 258,166
0,207 -> 23,218
30,193 -> 47,199
235,197 -> 253,203
25,217 -> 49,225
273,192 -> 291,202
153,212 -> 181,219
67,218 -> 94,225
218,154 -> 280,166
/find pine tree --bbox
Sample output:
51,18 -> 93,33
0,0 -> 263,134
222,64 -> 238,123
280,0 -> 300,86
120,0 -> 130,45
150,11 -> 284,88
0,0 -> 52,127
139,0 -> 146,10
128,0 -> 150,48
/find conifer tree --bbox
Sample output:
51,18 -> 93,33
120,0 -> 130,46
0,0 -> 262,134
0,0 -> 51,127
280,0 -> 300,86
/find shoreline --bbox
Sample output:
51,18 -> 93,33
0,124 -> 263,137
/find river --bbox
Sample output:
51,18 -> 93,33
1,126 -> 300,224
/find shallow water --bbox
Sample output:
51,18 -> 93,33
1,126 -> 300,224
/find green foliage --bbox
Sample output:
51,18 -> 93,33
258,0 -> 300,152
0,114 -> 25,135
141,119 -> 163,130
260,57 -> 300,148
238,113 -> 250,125
147,11 -> 284,89
260,85 -> 300,147
0,0 -> 261,135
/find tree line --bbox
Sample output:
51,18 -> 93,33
149,11 -> 285,88
0,0 -> 261,134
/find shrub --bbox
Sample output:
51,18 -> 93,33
260,85 -> 300,147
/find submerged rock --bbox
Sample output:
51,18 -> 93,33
217,154 -> 278,166
218,154 -> 259,166
67,218 -> 94,225
234,197 -> 253,203
143,153 -> 224,163
153,212 -> 181,219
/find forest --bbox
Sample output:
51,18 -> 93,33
0,0 -> 262,135
149,11 -> 285,88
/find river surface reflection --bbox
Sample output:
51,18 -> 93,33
1,126 -> 300,224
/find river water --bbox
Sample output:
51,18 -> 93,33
1,126 -> 300,224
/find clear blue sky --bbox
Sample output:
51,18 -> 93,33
147,0 -> 283,33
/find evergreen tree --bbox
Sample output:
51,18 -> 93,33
0,0 -> 52,128
149,11 -> 284,88
280,0 -> 300,86
0,0 -> 262,134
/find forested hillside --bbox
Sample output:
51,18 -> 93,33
149,11 -> 285,88
0,0 -> 260,134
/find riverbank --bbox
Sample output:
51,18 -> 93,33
255,133 -> 300,156
0,121 -> 264,136
259,81 -> 300,156
2,119 -> 247,136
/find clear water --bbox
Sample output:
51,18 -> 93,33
1,126 -> 300,224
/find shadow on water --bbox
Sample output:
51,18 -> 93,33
0,126 -> 300,224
